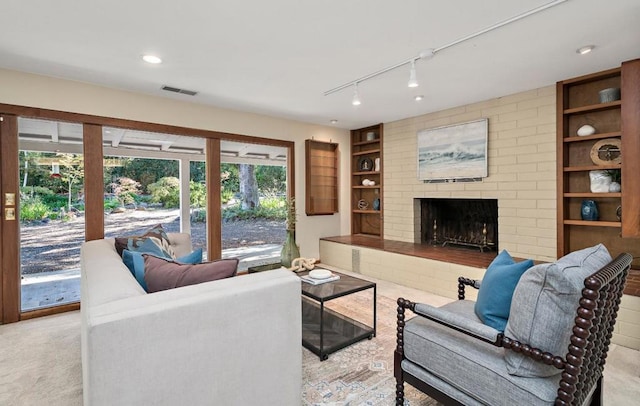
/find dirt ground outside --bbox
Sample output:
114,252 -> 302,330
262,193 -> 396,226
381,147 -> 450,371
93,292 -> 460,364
20,208 -> 285,275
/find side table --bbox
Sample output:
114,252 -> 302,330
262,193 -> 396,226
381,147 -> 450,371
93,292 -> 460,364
300,270 -> 376,361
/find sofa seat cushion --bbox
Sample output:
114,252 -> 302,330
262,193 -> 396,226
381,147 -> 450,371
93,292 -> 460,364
504,243 -> 612,377
403,300 -> 559,405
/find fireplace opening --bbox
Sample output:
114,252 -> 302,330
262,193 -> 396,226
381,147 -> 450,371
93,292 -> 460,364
417,198 -> 498,252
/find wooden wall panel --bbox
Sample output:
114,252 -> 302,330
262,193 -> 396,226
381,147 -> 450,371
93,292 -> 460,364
83,124 -> 104,241
1,114 -> 20,323
206,138 -> 222,259
621,58 -> 640,238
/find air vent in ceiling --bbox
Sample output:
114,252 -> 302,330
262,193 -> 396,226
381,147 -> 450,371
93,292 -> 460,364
161,85 -> 198,96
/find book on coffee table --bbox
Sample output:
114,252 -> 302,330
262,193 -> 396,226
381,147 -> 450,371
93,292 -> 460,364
299,274 -> 340,285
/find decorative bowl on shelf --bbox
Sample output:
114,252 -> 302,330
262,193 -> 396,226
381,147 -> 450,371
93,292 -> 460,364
598,87 -> 621,103
577,124 -> 596,136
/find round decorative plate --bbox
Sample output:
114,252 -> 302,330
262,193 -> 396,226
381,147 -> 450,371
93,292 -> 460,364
309,269 -> 332,279
590,138 -> 621,166
358,157 -> 374,172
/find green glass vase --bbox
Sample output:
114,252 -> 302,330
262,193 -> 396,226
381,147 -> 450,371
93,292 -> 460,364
280,230 -> 300,268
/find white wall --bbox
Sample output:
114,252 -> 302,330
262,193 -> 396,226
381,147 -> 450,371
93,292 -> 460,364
0,68 -> 351,258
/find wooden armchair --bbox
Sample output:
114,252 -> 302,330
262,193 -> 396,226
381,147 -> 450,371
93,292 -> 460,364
395,251 -> 631,406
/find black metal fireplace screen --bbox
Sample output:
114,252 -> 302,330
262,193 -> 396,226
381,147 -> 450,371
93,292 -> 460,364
419,198 -> 498,252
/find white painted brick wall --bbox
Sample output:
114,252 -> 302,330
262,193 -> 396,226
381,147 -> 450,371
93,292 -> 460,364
383,86 -> 557,262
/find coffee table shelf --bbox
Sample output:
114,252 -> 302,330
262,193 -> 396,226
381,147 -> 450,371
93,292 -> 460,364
300,270 -> 376,361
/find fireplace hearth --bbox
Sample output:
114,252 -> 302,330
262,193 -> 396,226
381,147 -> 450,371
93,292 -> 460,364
417,198 -> 498,252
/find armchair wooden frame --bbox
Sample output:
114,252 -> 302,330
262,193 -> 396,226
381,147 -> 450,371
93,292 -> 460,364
395,253 -> 632,406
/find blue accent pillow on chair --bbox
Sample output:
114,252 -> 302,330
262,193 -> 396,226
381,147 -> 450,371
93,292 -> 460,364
474,250 -> 534,332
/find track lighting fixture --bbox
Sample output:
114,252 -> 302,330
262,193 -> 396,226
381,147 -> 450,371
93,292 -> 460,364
352,83 -> 361,106
324,0 -> 568,104
408,60 -> 419,88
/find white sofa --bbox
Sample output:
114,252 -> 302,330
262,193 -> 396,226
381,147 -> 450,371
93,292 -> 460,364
80,233 -> 302,406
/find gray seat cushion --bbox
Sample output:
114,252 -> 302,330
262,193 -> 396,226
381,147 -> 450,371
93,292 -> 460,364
504,244 -> 612,377
403,300 -> 559,405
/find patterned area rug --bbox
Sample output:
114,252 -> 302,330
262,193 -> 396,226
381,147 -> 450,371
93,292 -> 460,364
302,292 -> 439,405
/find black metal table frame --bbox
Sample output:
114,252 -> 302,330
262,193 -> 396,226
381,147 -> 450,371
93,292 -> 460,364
301,275 -> 376,361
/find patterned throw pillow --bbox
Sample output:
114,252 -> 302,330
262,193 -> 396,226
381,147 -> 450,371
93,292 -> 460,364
114,224 -> 175,258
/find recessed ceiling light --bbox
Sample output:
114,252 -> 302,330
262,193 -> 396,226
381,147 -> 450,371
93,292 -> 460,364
415,95 -> 424,101
576,45 -> 595,55
142,54 -> 162,64
330,119 -> 338,124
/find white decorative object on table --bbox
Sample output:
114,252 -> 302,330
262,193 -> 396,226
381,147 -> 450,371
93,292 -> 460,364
309,269 -> 332,279
589,170 -> 612,193
577,125 -> 596,136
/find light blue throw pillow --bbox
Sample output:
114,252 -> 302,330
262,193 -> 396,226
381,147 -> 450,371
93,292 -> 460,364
123,247 -> 203,291
474,250 -> 534,332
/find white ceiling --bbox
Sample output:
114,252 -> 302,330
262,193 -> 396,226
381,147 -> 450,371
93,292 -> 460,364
1,0 -> 639,129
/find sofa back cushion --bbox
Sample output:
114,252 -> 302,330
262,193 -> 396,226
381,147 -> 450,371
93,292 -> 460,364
504,244 -> 612,377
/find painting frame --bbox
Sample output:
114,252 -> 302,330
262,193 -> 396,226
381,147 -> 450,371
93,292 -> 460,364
417,118 -> 488,181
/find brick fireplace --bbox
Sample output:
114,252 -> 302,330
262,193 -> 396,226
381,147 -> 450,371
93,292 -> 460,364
415,198 -> 498,252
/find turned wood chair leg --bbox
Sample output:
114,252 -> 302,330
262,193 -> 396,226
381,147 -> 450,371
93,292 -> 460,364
395,378 -> 405,405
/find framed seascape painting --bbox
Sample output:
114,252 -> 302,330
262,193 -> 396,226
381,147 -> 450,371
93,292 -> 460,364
417,118 -> 488,181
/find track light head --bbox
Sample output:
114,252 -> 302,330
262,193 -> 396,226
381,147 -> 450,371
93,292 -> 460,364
408,60 -> 419,88
352,83 -> 361,106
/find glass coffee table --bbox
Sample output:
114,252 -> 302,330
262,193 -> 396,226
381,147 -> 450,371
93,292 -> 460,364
300,270 -> 376,361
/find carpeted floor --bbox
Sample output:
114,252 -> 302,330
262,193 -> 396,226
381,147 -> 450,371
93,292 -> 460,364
0,294 -> 435,406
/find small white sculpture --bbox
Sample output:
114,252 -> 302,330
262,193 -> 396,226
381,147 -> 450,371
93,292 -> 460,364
288,257 -> 317,272
374,157 -> 380,172
577,125 -> 596,136
589,170 -> 612,193
362,179 -> 376,186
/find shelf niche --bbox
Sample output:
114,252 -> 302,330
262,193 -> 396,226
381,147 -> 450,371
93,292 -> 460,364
305,139 -> 338,216
557,58 -> 640,270
351,124 -> 383,238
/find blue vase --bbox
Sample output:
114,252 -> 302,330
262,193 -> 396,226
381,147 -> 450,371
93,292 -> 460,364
581,200 -> 599,221
373,198 -> 380,211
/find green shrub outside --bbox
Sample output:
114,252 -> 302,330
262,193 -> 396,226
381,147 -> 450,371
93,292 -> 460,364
148,177 -> 180,208
222,196 -> 286,221
20,196 -> 50,221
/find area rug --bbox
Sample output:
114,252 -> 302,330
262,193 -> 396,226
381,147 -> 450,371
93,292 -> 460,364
0,294 -> 437,406
302,292 -> 438,405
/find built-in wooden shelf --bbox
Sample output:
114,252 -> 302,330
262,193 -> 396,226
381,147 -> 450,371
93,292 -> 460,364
352,149 -> 380,156
351,124 -> 383,238
563,164 -> 621,172
563,132 -> 621,143
564,192 -> 622,198
305,139 -> 338,216
353,139 -> 380,147
563,101 -> 621,115
563,220 -> 621,228
353,171 -> 380,176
